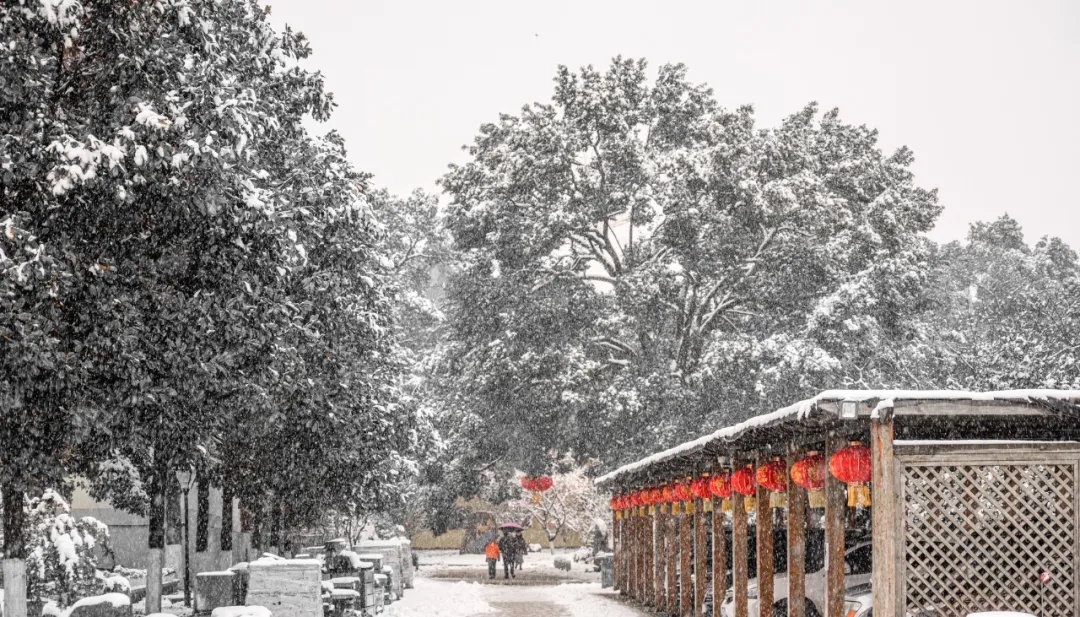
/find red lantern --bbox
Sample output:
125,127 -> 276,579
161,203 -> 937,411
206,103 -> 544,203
709,473 -> 733,498
630,491 -> 643,508
609,496 -> 619,510
674,479 -> 693,502
829,443 -> 871,484
691,476 -> 712,500
790,452 -> 827,491
520,476 -> 537,491
662,484 -> 676,503
649,487 -> 664,505
830,442 -> 872,508
756,459 -> 787,493
533,476 -> 553,492
731,466 -> 756,496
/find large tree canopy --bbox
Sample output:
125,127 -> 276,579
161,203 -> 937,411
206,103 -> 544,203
440,57 -> 942,472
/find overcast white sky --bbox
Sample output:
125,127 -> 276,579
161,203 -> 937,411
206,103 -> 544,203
267,0 -> 1079,248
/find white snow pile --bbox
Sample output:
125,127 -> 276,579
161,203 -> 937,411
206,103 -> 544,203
62,593 -> 130,617
385,579 -> 493,617
339,550 -> 365,568
101,573 -> 131,593
211,606 -> 272,617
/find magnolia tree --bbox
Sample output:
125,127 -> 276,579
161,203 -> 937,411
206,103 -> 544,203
506,462 -> 608,555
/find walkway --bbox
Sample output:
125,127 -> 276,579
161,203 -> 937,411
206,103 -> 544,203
390,550 -> 650,617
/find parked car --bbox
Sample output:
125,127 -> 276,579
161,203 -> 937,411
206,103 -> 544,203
716,536 -> 874,617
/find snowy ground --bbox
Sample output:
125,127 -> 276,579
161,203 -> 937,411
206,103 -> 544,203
387,577 -> 649,617
390,550 -> 649,617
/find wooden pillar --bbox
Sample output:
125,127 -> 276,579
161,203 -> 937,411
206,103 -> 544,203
640,508 -> 650,603
871,415 -> 900,617
732,488 -> 749,617
824,435 -> 847,617
756,455 -> 775,617
630,510 -> 640,600
667,509 -> 678,615
613,509 -> 621,592
620,511 -> 629,594
680,504 -> 693,617
695,498 -> 707,617
786,446 -> 807,617
655,507 -> 666,608
645,508 -> 655,605
711,497 -> 726,617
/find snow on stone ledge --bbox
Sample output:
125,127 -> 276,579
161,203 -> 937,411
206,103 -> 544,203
62,593 -> 131,617
595,388 -> 1080,486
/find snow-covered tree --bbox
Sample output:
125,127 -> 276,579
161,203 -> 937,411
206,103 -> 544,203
901,215 -> 1080,390
23,490 -> 111,609
2,2 -> 412,613
505,460 -> 608,555
440,57 -> 941,473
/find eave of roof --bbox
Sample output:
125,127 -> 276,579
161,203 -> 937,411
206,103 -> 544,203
594,389 -> 1080,487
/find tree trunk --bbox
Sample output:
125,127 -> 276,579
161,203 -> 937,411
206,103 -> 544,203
146,467 -> 167,615
3,485 -> 28,617
251,503 -> 264,552
547,531 -> 555,556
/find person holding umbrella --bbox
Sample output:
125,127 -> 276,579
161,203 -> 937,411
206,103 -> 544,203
496,522 -> 524,579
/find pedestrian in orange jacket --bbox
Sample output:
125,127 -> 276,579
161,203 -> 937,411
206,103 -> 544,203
484,539 -> 500,579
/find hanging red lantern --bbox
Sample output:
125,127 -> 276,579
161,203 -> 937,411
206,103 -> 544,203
609,496 -> 620,510
662,483 -> 676,503
756,459 -> 787,493
790,452 -> 828,491
830,442 -> 872,508
829,442 -> 872,483
731,466 -> 757,496
709,472 -> 733,498
649,487 -> 664,505
674,478 -> 693,502
533,476 -> 553,492
691,475 -> 712,500
520,476 -> 537,491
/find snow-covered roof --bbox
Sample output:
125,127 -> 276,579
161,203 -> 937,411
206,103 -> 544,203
594,389 -> 1080,486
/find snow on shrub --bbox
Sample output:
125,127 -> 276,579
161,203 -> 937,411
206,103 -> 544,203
23,489 -> 111,608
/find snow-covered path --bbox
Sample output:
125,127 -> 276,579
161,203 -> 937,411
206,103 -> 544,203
386,578 -> 651,617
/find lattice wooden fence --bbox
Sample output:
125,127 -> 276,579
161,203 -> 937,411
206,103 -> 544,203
900,454 -> 1079,617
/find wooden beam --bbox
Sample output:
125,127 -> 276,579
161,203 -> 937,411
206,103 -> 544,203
756,455 -> 775,617
824,435 -> 847,617
655,507 -> 666,608
871,415 -> 899,617
712,497 -> 727,617
733,489 -> 749,617
667,507 -> 678,615
695,498 -> 708,617
786,445 -> 806,617
680,504 -> 693,617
